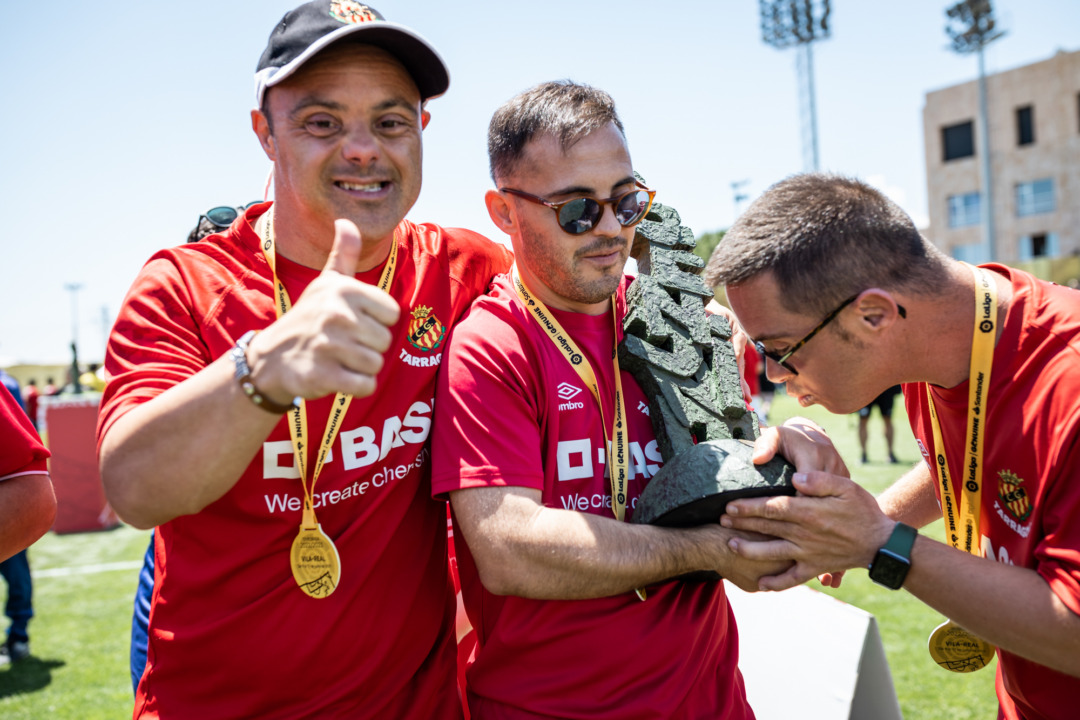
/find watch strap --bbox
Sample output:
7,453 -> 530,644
882,521 -> 917,558
230,330 -> 300,415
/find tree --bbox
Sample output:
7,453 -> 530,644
693,229 -> 727,265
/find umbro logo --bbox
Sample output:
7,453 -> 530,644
557,382 -> 583,401
557,382 -> 584,412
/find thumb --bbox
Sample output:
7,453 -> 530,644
751,426 -> 781,466
323,219 -> 363,276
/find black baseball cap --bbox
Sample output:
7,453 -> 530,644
254,0 -> 450,107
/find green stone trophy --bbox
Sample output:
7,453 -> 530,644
619,185 -> 796,578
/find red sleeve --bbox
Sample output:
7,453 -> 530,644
1036,416 -> 1080,617
96,253 -> 226,447
444,228 -> 513,297
0,384 -> 49,480
430,303 -> 543,498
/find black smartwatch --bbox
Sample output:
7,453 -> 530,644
867,522 -> 917,590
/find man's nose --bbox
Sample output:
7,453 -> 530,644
341,127 -> 380,166
764,356 -> 795,384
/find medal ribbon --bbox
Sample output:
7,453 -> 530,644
511,266 -> 630,522
924,265 -> 997,555
260,210 -> 398,528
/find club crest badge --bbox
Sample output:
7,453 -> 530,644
330,1 -> 378,25
998,470 -> 1031,522
407,306 -> 446,352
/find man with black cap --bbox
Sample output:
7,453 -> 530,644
98,2 -> 511,717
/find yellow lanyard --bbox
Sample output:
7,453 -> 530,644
260,210 -> 398,528
511,267 -> 630,522
925,265 -> 997,555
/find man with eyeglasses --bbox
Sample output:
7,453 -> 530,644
705,173 -> 1080,719
97,2 -> 511,718
430,81 -> 785,719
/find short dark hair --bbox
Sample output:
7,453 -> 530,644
705,174 -> 949,316
487,80 -> 625,184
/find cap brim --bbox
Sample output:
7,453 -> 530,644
255,21 -> 449,107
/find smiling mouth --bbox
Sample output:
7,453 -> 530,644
336,180 -> 387,192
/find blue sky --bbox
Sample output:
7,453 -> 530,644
1,1 -> 1076,364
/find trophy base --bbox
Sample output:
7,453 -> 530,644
632,438 -> 797,582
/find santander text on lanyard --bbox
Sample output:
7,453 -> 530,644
260,210 -> 398,598
924,264 -> 997,672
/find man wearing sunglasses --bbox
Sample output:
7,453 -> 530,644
430,81 -> 785,719
706,174 -> 1080,719
97,2 -> 512,718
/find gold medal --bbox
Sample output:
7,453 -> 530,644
261,210 -> 398,597
927,620 -> 995,673
290,502 -> 341,598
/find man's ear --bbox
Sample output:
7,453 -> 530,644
485,189 -> 516,236
252,109 -> 276,162
421,109 -> 431,130
853,289 -> 904,332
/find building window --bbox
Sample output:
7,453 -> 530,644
1016,178 -> 1055,216
1019,233 -> 1059,260
942,121 -> 975,161
1016,106 -> 1034,146
947,192 -> 981,228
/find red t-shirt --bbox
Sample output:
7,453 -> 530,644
432,275 -> 753,720
1,383 -> 49,480
99,204 -> 512,720
742,340 -> 761,397
904,264 -> 1080,720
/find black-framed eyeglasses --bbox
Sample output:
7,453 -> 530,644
499,184 -> 656,235
199,201 -> 262,229
753,295 -> 907,376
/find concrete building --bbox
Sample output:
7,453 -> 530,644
923,48 -> 1080,284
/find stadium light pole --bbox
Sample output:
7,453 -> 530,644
64,282 -> 83,392
946,0 -> 1005,263
759,0 -> 832,172
731,179 -> 751,218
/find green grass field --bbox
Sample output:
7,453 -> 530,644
766,390 -> 998,718
0,390 -> 999,718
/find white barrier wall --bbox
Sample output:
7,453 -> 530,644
726,583 -> 903,720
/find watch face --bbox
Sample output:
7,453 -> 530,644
869,550 -> 910,590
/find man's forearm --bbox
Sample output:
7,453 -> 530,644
99,356 -> 282,529
877,462 -> 942,528
0,474 -> 56,561
451,486 -> 786,599
904,536 -> 1080,677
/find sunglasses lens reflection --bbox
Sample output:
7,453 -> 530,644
616,190 -> 651,226
205,206 -> 239,227
557,199 -> 601,235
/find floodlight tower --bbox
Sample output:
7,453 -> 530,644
64,282 -> 83,393
760,0 -> 832,172
731,179 -> 751,218
945,0 -> 1005,262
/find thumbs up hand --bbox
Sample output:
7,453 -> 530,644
244,219 -> 401,403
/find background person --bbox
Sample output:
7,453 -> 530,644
857,384 -> 901,464
21,379 -> 39,430
0,381 -> 56,665
706,173 -> 1080,720
433,81 -> 785,719
98,3 -> 511,717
